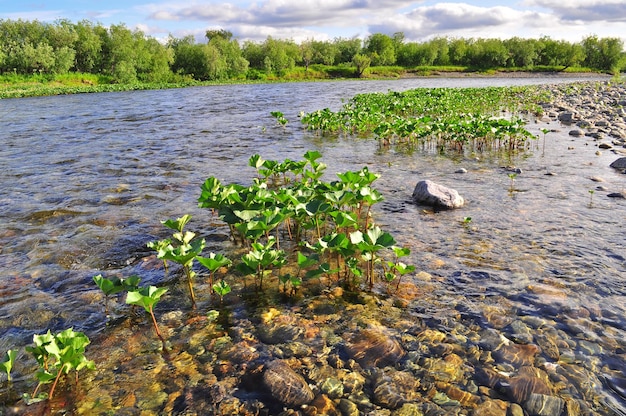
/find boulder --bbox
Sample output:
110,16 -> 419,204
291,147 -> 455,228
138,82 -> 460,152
412,180 -> 464,209
609,157 -> 626,169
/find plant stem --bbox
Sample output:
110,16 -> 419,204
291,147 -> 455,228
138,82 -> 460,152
48,363 -> 69,399
184,267 -> 196,309
149,307 -> 167,351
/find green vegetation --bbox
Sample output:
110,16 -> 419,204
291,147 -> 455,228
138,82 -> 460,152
148,215 -> 205,309
0,350 -> 16,383
23,329 -> 95,403
198,152 -> 412,294
126,286 -> 169,351
93,274 -> 141,314
1,18 -> 624,98
301,86 -> 542,153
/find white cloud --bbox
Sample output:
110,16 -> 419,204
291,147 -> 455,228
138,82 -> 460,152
523,0 -> 626,22
369,3 -> 560,41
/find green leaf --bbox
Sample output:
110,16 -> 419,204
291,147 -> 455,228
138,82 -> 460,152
0,349 -> 17,382
162,214 -> 192,233
126,286 -> 168,312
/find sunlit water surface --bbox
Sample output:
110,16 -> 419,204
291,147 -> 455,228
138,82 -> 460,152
1,75 -> 624,415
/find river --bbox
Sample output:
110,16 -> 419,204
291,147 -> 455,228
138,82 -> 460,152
1,74 -> 624,415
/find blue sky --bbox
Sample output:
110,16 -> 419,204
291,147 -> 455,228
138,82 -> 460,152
2,1 -> 625,45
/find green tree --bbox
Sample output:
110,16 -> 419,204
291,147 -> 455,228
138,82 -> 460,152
206,30 -> 249,78
364,33 -> 396,65
72,20 -> 102,72
333,37 -> 362,64
467,38 -> 509,68
260,36 -> 299,75
537,37 -> 584,68
582,35 -> 624,72
504,37 -> 540,68
352,53 -> 371,77
448,38 -> 469,65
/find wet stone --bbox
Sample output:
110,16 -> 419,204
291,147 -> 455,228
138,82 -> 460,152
392,403 -> 424,416
472,399 -> 507,416
338,398 -> 360,416
523,393 -> 564,416
507,374 -> 551,404
320,377 -> 344,399
257,322 -> 303,344
346,328 -> 405,368
262,359 -> 314,407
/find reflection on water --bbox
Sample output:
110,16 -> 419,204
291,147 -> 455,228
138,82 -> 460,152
1,75 -> 625,414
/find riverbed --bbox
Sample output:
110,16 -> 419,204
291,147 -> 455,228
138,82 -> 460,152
0,74 -> 624,415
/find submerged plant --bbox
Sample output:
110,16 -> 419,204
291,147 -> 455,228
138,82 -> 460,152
508,173 -> 517,192
588,189 -> 595,206
24,328 -> 95,402
540,128 -> 550,156
0,349 -> 17,382
126,286 -> 168,351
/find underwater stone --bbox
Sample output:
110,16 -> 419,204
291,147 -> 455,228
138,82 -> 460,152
523,393 -> 564,416
262,359 -> 314,407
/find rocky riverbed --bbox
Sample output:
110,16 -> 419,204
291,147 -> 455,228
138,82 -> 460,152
538,80 -> 626,181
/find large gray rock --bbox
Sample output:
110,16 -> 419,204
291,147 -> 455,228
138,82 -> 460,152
412,180 -> 464,209
610,157 -> 626,169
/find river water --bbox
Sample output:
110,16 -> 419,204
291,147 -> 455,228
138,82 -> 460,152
1,75 -> 625,415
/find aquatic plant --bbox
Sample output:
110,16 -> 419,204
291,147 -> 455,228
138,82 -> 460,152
24,328 -> 95,402
588,189 -> 595,206
300,87 -> 538,154
508,173 -> 517,192
540,128 -> 550,156
385,246 -> 415,290
198,152 -> 414,293
0,350 -> 16,382
148,215 -> 205,309
270,111 -> 288,127
93,274 -> 142,315
197,252 -> 232,297
126,286 -> 168,351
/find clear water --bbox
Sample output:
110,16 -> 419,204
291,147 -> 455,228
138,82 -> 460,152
1,75 -> 624,414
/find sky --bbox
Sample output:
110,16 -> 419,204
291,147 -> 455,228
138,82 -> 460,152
2,0 -> 626,45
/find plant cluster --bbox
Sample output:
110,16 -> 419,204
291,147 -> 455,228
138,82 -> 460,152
197,151 -> 414,293
0,328 -> 96,405
301,86 -> 542,153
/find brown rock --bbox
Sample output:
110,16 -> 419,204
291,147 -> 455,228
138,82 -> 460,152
262,360 -> 314,407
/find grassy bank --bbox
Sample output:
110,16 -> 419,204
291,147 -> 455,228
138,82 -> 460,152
0,66 -> 609,99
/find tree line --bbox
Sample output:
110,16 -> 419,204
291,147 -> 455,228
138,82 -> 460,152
1,18 -> 624,84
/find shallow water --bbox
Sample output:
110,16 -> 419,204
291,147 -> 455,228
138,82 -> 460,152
1,75 -> 625,415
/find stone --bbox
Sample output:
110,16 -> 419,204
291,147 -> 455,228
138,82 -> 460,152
262,360 -> 314,407
609,157 -> 626,169
569,129 -> 584,137
523,393 -> 564,416
338,399 -> 360,416
412,180 -> 464,209
392,403 -> 424,416
346,328 -> 405,368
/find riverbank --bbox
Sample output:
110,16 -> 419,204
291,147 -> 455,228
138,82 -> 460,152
0,69 -> 617,99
